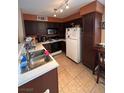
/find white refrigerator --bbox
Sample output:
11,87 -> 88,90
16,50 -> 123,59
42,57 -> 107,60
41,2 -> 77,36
66,27 -> 81,63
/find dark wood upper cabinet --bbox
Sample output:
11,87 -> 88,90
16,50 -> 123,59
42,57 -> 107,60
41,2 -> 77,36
82,12 -> 102,70
24,21 -> 65,38
24,21 -> 37,36
64,18 -> 82,28
37,21 -> 47,35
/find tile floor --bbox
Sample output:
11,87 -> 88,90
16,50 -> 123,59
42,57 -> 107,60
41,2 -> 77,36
54,53 -> 105,93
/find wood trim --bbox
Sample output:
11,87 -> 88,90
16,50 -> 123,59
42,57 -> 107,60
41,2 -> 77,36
62,12 -> 81,22
80,1 -> 96,16
48,17 -> 63,22
23,14 -> 63,22
23,12 -> 81,22
23,14 -> 37,21
80,1 -> 104,16
96,1 -> 105,14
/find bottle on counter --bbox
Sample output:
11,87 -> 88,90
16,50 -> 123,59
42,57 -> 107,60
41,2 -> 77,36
44,50 -> 50,62
20,55 -> 28,73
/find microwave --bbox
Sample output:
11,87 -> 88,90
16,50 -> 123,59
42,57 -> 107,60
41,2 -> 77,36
47,28 -> 57,34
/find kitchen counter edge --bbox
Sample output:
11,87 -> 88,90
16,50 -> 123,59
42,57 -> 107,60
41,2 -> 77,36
18,43 -> 59,87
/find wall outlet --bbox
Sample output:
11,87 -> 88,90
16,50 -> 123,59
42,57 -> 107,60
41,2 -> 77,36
44,89 -> 50,93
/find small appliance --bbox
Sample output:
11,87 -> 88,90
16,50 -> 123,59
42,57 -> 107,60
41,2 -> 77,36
47,28 -> 57,34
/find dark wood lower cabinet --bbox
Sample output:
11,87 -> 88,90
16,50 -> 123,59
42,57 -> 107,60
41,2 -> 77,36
61,41 -> 66,53
51,42 -> 61,53
43,43 -> 51,53
18,68 -> 58,93
43,41 -> 66,53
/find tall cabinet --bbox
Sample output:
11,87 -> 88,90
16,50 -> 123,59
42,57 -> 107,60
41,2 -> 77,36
82,12 -> 102,70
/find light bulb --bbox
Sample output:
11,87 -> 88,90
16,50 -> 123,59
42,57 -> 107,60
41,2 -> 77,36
54,14 -> 56,17
66,4 -> 69,9
60,9 -> 63,13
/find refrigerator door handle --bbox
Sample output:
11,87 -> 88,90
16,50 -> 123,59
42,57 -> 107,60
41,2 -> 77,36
68,35 -> 70,38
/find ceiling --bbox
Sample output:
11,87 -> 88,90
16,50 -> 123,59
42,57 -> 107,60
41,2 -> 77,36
19,0 -> 104,18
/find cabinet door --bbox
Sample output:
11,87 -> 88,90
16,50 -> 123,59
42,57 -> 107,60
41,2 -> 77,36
61,41 -> 66,53
51,42 -> 61,53
32,21 -> 38,35
37,22 -> 47,35
24,21 -> 37,36
82,13 -> 95,69
82,12 -> 102,69
24,21 -> 34,36
59,23 -> 65,38
18,69 -> 58,93
47,22 -> 54,28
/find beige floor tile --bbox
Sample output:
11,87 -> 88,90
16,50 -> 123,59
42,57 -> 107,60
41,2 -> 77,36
63,79 -> 86,93
63,61 -> 85,78
58,85 -> 64,93
59,90 -> 64,93
82,78 -> 96,93
74,70 -> 91,86
54,54 -> 73,67
54,53 -> 105,93
58,69 -> 73,88
91,84 -> 105,93
59,91 -> 63,93
57,65 -> 65,74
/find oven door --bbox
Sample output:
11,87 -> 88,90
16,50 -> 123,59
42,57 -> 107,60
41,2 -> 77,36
51,42 -> 61,53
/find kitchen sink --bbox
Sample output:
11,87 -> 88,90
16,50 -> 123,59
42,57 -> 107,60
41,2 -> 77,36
20,49 -> 52,74
29,49 -> 45,58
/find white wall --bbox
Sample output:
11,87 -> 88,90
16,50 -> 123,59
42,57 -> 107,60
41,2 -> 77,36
101,13 -> 105,43
18,8 -> 25,43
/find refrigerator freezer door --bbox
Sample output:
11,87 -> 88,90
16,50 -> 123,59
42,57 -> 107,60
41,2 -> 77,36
66,39 -> 78,63
66,28 -> 78,40
70,30 -> 78,39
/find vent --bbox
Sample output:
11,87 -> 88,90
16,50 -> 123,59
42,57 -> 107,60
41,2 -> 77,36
37,16 -> 48,21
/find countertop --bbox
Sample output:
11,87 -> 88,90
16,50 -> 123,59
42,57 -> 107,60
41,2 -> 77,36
41,39 -> 66,44
18,43 -> 59,87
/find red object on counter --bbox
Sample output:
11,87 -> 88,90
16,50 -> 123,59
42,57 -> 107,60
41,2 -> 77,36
44,50 -> 50,56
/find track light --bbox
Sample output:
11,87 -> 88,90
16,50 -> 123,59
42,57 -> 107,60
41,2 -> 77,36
60,9 -> 63,13
54,14 -> 56,17
53,0 -> 69,17
53,9 -> 57,17
66,4 -> 69,9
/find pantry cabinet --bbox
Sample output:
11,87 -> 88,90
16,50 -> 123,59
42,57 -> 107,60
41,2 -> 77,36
82,12 -> 102,70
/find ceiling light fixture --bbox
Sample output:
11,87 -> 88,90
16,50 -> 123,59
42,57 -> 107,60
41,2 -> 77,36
60,9 -> 63,13
53,9 -> 57,17
54,14 -> 56,17
65,4 -> 69,9
53,0 -> 69,17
